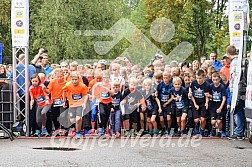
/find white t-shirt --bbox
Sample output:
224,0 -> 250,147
110,75 -> 125,90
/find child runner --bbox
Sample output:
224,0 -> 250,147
62,71 -> 88,139
220,74 -> 231,136
153,71 -> 163,91
92,70 -> 114,136
189,69 -> 210,136
121,77 -> 146,137
89,69 -> 103,134
110,63 -> 125,92
157,72 -> 173,135
142,78 -> 162,136
110,81 -> 123,138
184,73 -> 194,133
29,74 -> 52,136
170,77 -> 189,136
119,67 -> 129,90
46,68 -> 67,136
208,72 -> 226,137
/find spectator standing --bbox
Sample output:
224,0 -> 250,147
210,52 -> 222,71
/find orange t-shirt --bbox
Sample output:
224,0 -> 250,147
220,64 -> 230,82
94,82 -> 112,104
48,79 -> 66,100
88,79 -> 97,90
65,75 -> 71,82
29,84 -> 52,107
63,82 -> 88,107
87,76 -> 94,83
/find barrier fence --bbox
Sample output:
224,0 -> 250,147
0,79 -> 14,137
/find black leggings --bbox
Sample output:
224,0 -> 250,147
99,103 -> 112,129
46,106 -> 65,133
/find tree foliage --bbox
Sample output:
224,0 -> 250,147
0,0 -> 251,64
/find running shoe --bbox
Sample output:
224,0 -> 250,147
163,130 -> 169,137
124,130 -> 130,137
221,131 -> 226,138
237,136 -> 245,140
34,130 -> 40,137
30,130 -> 34,137
133,130 -> 138,137
137,129 -> 144,137
200,129 -> 205,137
209,132 -> 214,137
75,132 -> 82,139
41,128 -> 49,137
98,128 -> 105,137
68,128 -> 76,138
228,135 -> 237,140
91,129 -> 96,135
149,130 -> 154,136
194,125 -> 199,135
52,129 -> 60,136
115,132 -> 121,138
181,131 -> 188,137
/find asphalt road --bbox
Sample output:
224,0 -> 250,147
0,137 -> 252,167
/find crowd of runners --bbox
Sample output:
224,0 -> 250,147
6,46 -> 250,139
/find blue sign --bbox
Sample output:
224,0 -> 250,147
0,43 -> 2,64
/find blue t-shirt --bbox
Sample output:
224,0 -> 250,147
209,83 -> 227,107
157,81 -> 173,105
170,87 -> 189,109
142,88 -> 157,111
112,91 -> 122,110
44,65 -> 52,76
190,80 -> 210,106
212,60 -> 223,72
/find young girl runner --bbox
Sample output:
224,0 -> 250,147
92,70 -> 114,136
29,74 -> 52,136
46,69 -> 67,136
89,69 -> 103,134
142,78 -> 162,136
62,71 -> 89,139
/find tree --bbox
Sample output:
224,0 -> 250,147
30,0 -> 130,63
0,0 -> 11,63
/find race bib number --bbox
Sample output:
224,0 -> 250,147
193,90 -> 204,98
72,94 -> 82,101
147,100 -> 153,110
53,98 -> 63,107
112,98 -> 120,106
212,92 -> 221,102
161,94 -> 169,102
176,101 -> 185,109
101,92 -> 110,99
36,96 -> 45,104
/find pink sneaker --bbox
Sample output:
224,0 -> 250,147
68,129 -> 76,138
59,129 -> 67,136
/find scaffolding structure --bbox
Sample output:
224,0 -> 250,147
12,47 -> 29,136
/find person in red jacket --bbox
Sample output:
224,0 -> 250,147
220,55 -> 230,82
